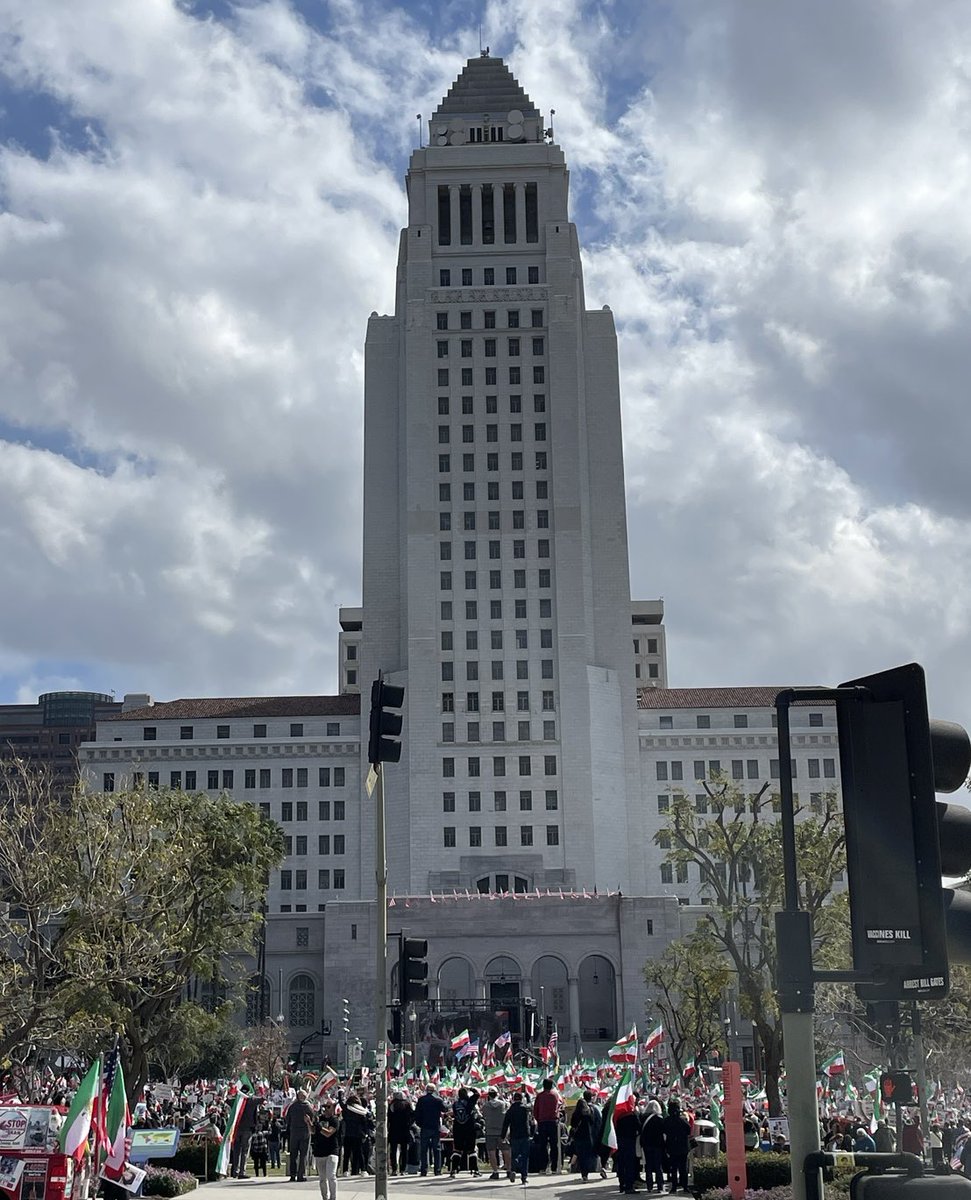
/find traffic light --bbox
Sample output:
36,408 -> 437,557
837,663 -> 970,1001
400,937 -> 428,1005
879,1071 -> 915,1107
368,677 -> 405,765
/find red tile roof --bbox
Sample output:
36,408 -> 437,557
637,686 -> 819,710
117,695 -> 360,721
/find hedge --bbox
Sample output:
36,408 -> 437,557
142,1167 -> 198,1197
694,1154 -> 856,1198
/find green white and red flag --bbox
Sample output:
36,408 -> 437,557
215,1092 -> 247,1177
59,1057 -> 102,1163
599,1067 -> 635,1153
608,1026 -> 639,1064
312,1068 -> 339,1099
820,1051 -> 845,1076
103,1059 -> 130,1180
642,1025 -> 664,1054
450,1029 -> 471,1052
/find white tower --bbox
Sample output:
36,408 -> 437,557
361,54 -> 645,897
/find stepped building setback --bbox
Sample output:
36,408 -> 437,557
72,54 -> 842,1070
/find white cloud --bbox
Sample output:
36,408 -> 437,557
0,0 -> 969,729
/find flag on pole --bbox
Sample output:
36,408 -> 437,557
547,1030 -> 559,1067
215,1092 -> 247,1177
494,1031 -> 511,1050
311,1068 -> 339,1099
680,1057 -> 697,1081
451,1030 -> 471,1052
819,1051 -> 845,1077
599,1067 -> 635,1153
59,1058 -> 102,1163
103,1059 -> 130,1180
643,1024 -> 664,1053
608,1027 -> 639,1064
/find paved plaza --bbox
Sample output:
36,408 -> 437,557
209,1173 -> 620,1200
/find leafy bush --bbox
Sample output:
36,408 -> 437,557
143,1166 -> 199,1196
693,1152 -> 793,1193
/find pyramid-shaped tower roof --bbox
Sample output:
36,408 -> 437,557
433,53 -> 540,119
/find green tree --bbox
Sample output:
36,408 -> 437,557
656,777 -> 849,1114
241,1021 -> 291,1088
0,764 -> 284,1099
644,925 -> 731,1078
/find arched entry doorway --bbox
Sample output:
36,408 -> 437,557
578,955 -> 616,1041
532,955 -> 570,1040
485,954 -> 521,1021
438,956 -> 474,1003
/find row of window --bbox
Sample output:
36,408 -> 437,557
441,569 -> 554,591
439,539 -> 552,561
443,824 -> 559,847
439,397 -> 549,420
437,183 -> 539,246
655,712 -> 825,730
440,480 -> 548,503
438,451 -> 549,472
440,598 -> 551,621
258,800 -> 346,822
437,309 -> 544,330
280,869 -> 345,890
633,638 -> 660,655
442,659 -> 555,681
444,789 -> 559,812
655,791 -> 834,814
437,367 -> 545,387
442,720 -> 556,744
282,834 -> 345,855
442,754 -> 558,777
142,721 -> 341,741
436,337 -> 545,358
437,421 -> 548,443
437,266 -> 540,287
654,757 -> 836,782
443,689 -> 556,710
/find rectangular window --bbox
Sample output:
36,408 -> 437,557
223,769 -> 235,789
495,825 -> 508,846
519,789 -> 532,810
180,725 -> 193,740
216,724 -> 230,739
319,834 -> 331,854
443,791 -> 455,812
809,712 -> 824,727
245,769 -> 256,789
438,369 -> 449,386
254,723 -> 266,738
443,758 -> 455,777
333,869 -> 345,889
519,755 -> 531,775
143,726 -> 157,741
334,767 -> 345,786
444,827 -> 456,848
281,870 -> 292,890
103,772 -> 115,792
461,368 -> 473,386
521,826 -> 533,846
318,869 -> 330,889
506,267 -> 517,284
823,758 -> 836,778
462,268 -> 472,285
319,801 -> 330,820
470,826 -> 482,847
282,768 -> 293,788
207,769 -> 219,790
532,337 -> 544,355
546,825 -> 559,846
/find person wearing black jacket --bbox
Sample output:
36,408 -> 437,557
340,1093 -> 373,1176
614,1101 -> 642,1194
639,1100 -> 666,1192
312,1100 -> 344,1200
661,1100 -> 691,1193
501,1091 -> 535,1185
388,1091 -> 416,1177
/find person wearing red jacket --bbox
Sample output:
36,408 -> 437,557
533,1079 -> 562,1174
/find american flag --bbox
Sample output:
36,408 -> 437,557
547,1030 -> 558,1062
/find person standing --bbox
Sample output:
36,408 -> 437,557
639,1100 -> 666,1192
388,1090 -> 415,1177
268,1110 -> 283,1169
501,1091 -> 535,1186
414,1083 -> 447,1177
614,1095 -> 642,1195
285,1090 -> 314,1182
231,1096 -> 260,1179
340,1093 -> 371,1176
569,1092 -> 600,1183
661,1099 -> 691,1194
902,1115 -> 925,1161
312,1099 -> 344,1200
250,1124 -> 269,1178
450,1087 -> 483,1176
482,1088 -> 508,1180
533,1079 -> 562,1174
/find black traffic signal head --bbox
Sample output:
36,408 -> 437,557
400,937 -> 428,1005
837,663 -> 970,1001
368,678 -> 405,765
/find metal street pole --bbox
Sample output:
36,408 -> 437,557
374,763 -> 388,1200
912,1004 -> 930,1159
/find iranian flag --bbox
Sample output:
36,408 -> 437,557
103,1059 -> 131,1180
643,1024 -> 664,1053
312,1068 -> 339,1099
820,1051 -> 845,1077
450,1029 -> 471,1052
214,1092 -> 247,1177
608,1026 -> 639,1064
680,1057 -> 697,1081
59,1057 -> 101,1163
599,1067 -> 635,1153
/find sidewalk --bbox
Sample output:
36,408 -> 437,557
206,1171 -> 622,1200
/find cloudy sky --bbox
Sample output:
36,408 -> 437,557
1,0 -> 970,725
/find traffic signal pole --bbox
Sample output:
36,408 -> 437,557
374,758 -> 388,1200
